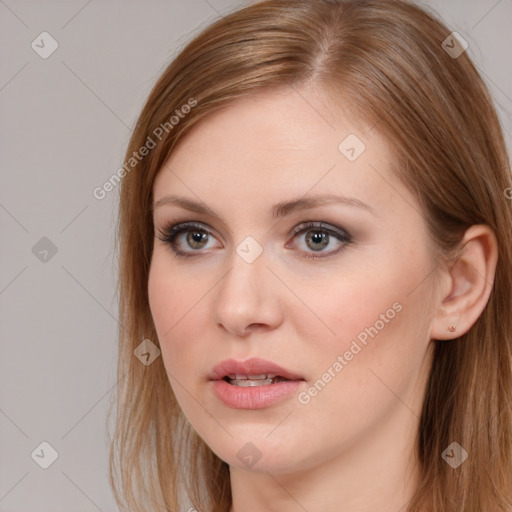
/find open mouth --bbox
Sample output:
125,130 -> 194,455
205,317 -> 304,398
211,360 -> 305,408
223,374 -> 291,387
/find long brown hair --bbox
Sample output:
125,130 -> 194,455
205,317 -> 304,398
108,1 -> 512,510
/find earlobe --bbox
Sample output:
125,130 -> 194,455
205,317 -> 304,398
430,224 -> 498,341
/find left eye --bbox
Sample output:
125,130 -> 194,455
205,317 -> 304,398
156,220 -> 352,259
287,221 -> 352,258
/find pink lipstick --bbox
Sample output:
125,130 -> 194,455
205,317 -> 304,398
209,357 -> 305,409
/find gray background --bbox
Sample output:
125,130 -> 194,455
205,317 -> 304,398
0,0 -> 511,511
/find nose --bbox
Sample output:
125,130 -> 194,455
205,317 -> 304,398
212,248 -> 284,337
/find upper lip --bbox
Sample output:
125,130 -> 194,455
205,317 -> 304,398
209,357 -> 304,381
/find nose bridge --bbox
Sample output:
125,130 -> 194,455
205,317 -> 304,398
217,244 -> 266,308
212,240 -> 282,334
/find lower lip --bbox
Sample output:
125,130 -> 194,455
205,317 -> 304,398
211,379 -> 304,409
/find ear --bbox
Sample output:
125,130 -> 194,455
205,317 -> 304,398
430,224 -> 498,340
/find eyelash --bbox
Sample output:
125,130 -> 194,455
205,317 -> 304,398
155,221 -> 353,260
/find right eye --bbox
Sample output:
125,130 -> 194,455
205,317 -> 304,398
156,221 -> 222,257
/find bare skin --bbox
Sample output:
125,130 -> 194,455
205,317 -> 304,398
148,85 -> 497,512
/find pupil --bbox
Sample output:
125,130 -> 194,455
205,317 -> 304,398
187,230 -> 207,248
307,231 -> 328,251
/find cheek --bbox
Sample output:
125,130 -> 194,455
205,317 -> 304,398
147,256 -> 205,369
294,250 -> 434,412
148,251 -> 211,334
148,260 -> 209,424
292,244 -> 431,375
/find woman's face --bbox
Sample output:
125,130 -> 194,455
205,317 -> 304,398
148,86 -> 439,474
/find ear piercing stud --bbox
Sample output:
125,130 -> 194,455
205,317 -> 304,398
448,326 -> 456,333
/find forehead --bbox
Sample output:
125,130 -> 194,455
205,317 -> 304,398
165,86 -> 373,165
153,86 -> 405,220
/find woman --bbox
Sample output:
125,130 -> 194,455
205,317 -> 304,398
108,1 -> 512,510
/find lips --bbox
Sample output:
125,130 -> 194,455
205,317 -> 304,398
209,357 -> 304,382
209,357 -> 306,409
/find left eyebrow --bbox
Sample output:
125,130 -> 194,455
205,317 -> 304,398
271,193 -> 376,217
151,192 -> 376,219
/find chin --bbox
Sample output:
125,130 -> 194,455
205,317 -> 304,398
206,435 -> 311,474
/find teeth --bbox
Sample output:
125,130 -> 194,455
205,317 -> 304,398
227,373 -> 277,380
231,379 -> 274,387
227,374 -> 287,387
248,374 -> 269,379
